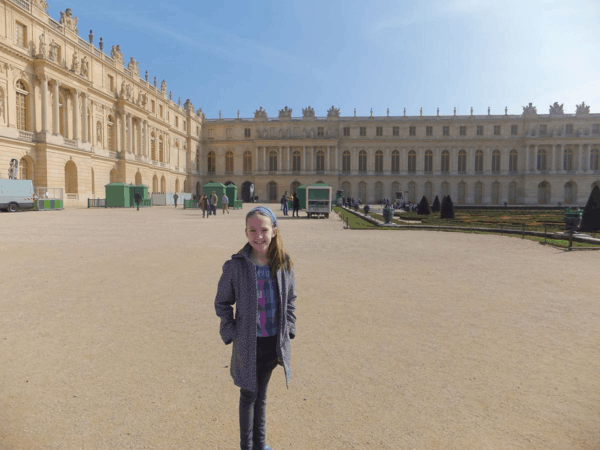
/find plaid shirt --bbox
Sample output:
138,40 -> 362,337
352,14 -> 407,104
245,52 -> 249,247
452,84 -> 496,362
255,265 -> 279,337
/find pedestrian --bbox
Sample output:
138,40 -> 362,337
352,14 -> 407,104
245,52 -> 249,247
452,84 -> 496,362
280,194 -> 285,211
292,192 -> 300,217
222,192 -> 230,214
173,193 -> 179,208
215,206 -> 297,450
211,191 -> 218,216
283,191 -> 289,216
200,193 -> 209,218
134,192 -> 141,211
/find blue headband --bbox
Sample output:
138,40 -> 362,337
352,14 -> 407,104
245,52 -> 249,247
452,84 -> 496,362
246,206 -> 278,228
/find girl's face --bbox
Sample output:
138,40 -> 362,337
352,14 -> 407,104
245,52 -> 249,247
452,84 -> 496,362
245,214 -> 277,257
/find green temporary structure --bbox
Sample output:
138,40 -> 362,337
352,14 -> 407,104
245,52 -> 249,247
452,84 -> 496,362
296,185 -> 307,210
225,184 -> 242,209
128,184 -> 150,207
105,182 -> 130,208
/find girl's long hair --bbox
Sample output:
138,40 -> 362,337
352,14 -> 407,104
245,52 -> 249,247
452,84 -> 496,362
243,211 -> 294,277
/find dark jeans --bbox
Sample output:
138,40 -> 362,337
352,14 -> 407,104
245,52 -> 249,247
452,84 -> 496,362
292,206 -> 299,217
239,335 -> 278,450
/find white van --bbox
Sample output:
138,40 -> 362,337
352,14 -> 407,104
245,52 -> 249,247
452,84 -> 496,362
0,179 -> 35,212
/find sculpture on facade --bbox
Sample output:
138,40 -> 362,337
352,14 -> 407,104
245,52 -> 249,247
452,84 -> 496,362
279,106 -> 292,120
327,105 -> 340,118
254,106 -> 267,120
138,91 -> 148,107
33,0 -> 49,12
161,79 -> 166,93
81,56 -> 89,77
127,57 -> 139,77
96,122 -> 102,144
549,102 -> 564,115
59,8 -> 78,33
111,45 -> 123,66
120,81 -> 133,102
184,99 -> 194,111
178,97 -> 181,106
522,103 -> 537,114
48,39 -> 58,62
154,76 -> 157,87
38,33 -> 46,57
71,51 -> 79,73
576,102 -> 590,115
169,91 -> 172,100
88,29 -> 93,44
145,70 -> 149,82
302,106 -> 315,119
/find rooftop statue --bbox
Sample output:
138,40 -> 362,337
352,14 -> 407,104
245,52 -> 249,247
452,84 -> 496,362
59,8 -> 78,33
278,106 -> 292,120
576,102 -> 590,115
127,57 -> 139,77
254,106 -> 268,120
302,106 -> 315,119
522,103 -> 537,115
327,105 -> 340,118
111,45 -> 123,66
549,102 -> 564,115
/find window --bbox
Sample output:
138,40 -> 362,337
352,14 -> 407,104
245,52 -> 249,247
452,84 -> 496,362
409,126 -> 416,136
183,120 -> 186,131
375,150 -> 383,172
593,124 -> 599,134
175,116 -> 179,128
441,150 -> 449,173
537,149 -> 547,171
270,127 -> 276,138
15,80 -> 28,131
426,126 -> 433,136
359,150 -> 367,172
424,150 -> 433,173
107,115 -> 114,150
343,127 -> 350,136
494,125 -> 501,135
376,127 -> 383,136
208,129 -> 214,139
317,127 -> 324,137
477,126 -> 484,136
393,126 -> 399,136
539,125 -> 547,135
458,150 -> 467,173
244,151 -> 253,172
563,148 -> 573,170
108,75 -> 114,92
460,126 -> 466,136
443,126 -> 449,136
590,148 -> 599,171
391,150 -> 399,172
15,22 -> 26,48
511,125 -> 518,135
509,150 -> 518,172
475,150 -> 484,173
226,128 -> 232,138
492,150 -> 501,173
151,100 -> 155,113
342,150 -> 351,173
566,124 -> 573,134
159,105 -> 163,117
360,127 -> 366,136
244,128 -> 251,138
225,151 -> 234,173
408,150 -> 416,173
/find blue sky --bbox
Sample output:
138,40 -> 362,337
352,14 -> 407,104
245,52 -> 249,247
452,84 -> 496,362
50,0 -> 600,119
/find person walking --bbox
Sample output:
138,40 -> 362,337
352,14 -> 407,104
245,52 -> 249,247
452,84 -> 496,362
211,191 -> 218,216
134,192 -> 141,211
292,191 -> 300,218
173,193 -> 179,208
222,193 -> 230,214
283,191 -> 289,216
280,194 -> 285,211
215,206 -> 297,450
200,193 -> 209,218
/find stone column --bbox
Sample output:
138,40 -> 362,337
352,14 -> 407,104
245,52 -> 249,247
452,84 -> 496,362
264,146 -> 267,172
52,80 -> 60,135
552,144 -> 559,173
303,146 -> 307,173
288,146 -> 291,172
585,144 -> 591,173
335,146 -> 339,173
40,75 -> 49,133
278,146 -> 282,172
534,145 -> 539,172
501,147 -> 508,175
525,144 -> 530,173
127,114 -> 133,153
467,147 -> 474,174
144,121 -> 149,156
81,93 -> 88,142
121,112 -> 126,152
137,118 -> 142,156
72,88 -> 79,141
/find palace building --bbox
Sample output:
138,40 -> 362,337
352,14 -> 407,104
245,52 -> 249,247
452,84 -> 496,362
1,0 -> 599,208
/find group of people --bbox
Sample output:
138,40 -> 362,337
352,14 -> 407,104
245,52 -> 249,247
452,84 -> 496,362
197,191 -> 223,218
280,191 -> 301,217
342,197 -> 362,208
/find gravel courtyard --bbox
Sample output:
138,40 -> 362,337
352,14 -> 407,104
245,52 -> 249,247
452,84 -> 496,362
0,205 -> 598,450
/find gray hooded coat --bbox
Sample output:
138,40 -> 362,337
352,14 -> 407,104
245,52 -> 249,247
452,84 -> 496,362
215,242 -> 297,393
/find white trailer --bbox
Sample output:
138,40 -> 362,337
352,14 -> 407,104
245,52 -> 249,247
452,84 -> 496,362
306,185 -> 332,219
0,179 -> 35,212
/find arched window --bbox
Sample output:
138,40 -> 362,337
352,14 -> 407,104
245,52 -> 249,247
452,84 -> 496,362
424,182 -> 433,204
457,182 -> 466,204
408,150 -> 416,173
492,150 -> 501,173
391,150 -> 400,173
509,181 -> 517,205
441,182 -> 450,199
375,150 -> 383,173
358,181 -> 367,203
207,151 -> 215,173
424,150 -> 433,173
564,181 -> 577,204
267,181 -> 278,202
475,150 -> 484,173
292,149 -> 301,172
244,151 -> 253,173
65,161 -> 78,194
152,175 -> 158,193
175,141 -> 180,167
159,135 -> 164,162
407,181 -> 416,203
107,115 -> 115,150
342,150 -> 351,173
16,80 -> 28,131
225,150 -> 234,173
391,181 -> 400,200
375,181 -> 383,201
441,150 -> 449,173
590,148 -> 599,171
537,148 -> 547,171
509,150 -> 518,172
538,181 -> 551,204
564,148 -> 573,171
19,157 -> 32,180
491,181 -> 500,205
458,150 -> 467,173
474,181 -> 483,204
359,150 -> 367,173
269,149 -> 278,172
316,149 -> 325,172
341,181 -> 352,198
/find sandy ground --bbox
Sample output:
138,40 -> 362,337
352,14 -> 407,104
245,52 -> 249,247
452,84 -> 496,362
0,204 -> 599,450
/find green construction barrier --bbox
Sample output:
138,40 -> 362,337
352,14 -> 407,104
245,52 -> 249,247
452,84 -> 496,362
297,185 -> 306,210
34,199 -> 63,210
105,183 -> 130,208
225,184 -> 240,209
128,184 -> 149,207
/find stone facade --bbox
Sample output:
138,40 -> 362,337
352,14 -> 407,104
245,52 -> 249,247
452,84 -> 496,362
1,0 -> 599,207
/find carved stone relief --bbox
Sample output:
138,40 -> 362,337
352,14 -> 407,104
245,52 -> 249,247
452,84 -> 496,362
549,102 -> 564,115
302,106 -> 315,119
522,103 -> 537,115
59,8 -> 78,33
576,102 -> 590,115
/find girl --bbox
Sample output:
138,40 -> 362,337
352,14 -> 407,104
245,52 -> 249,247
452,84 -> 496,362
200,193 -> 209,218
215,206 -> 297,450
